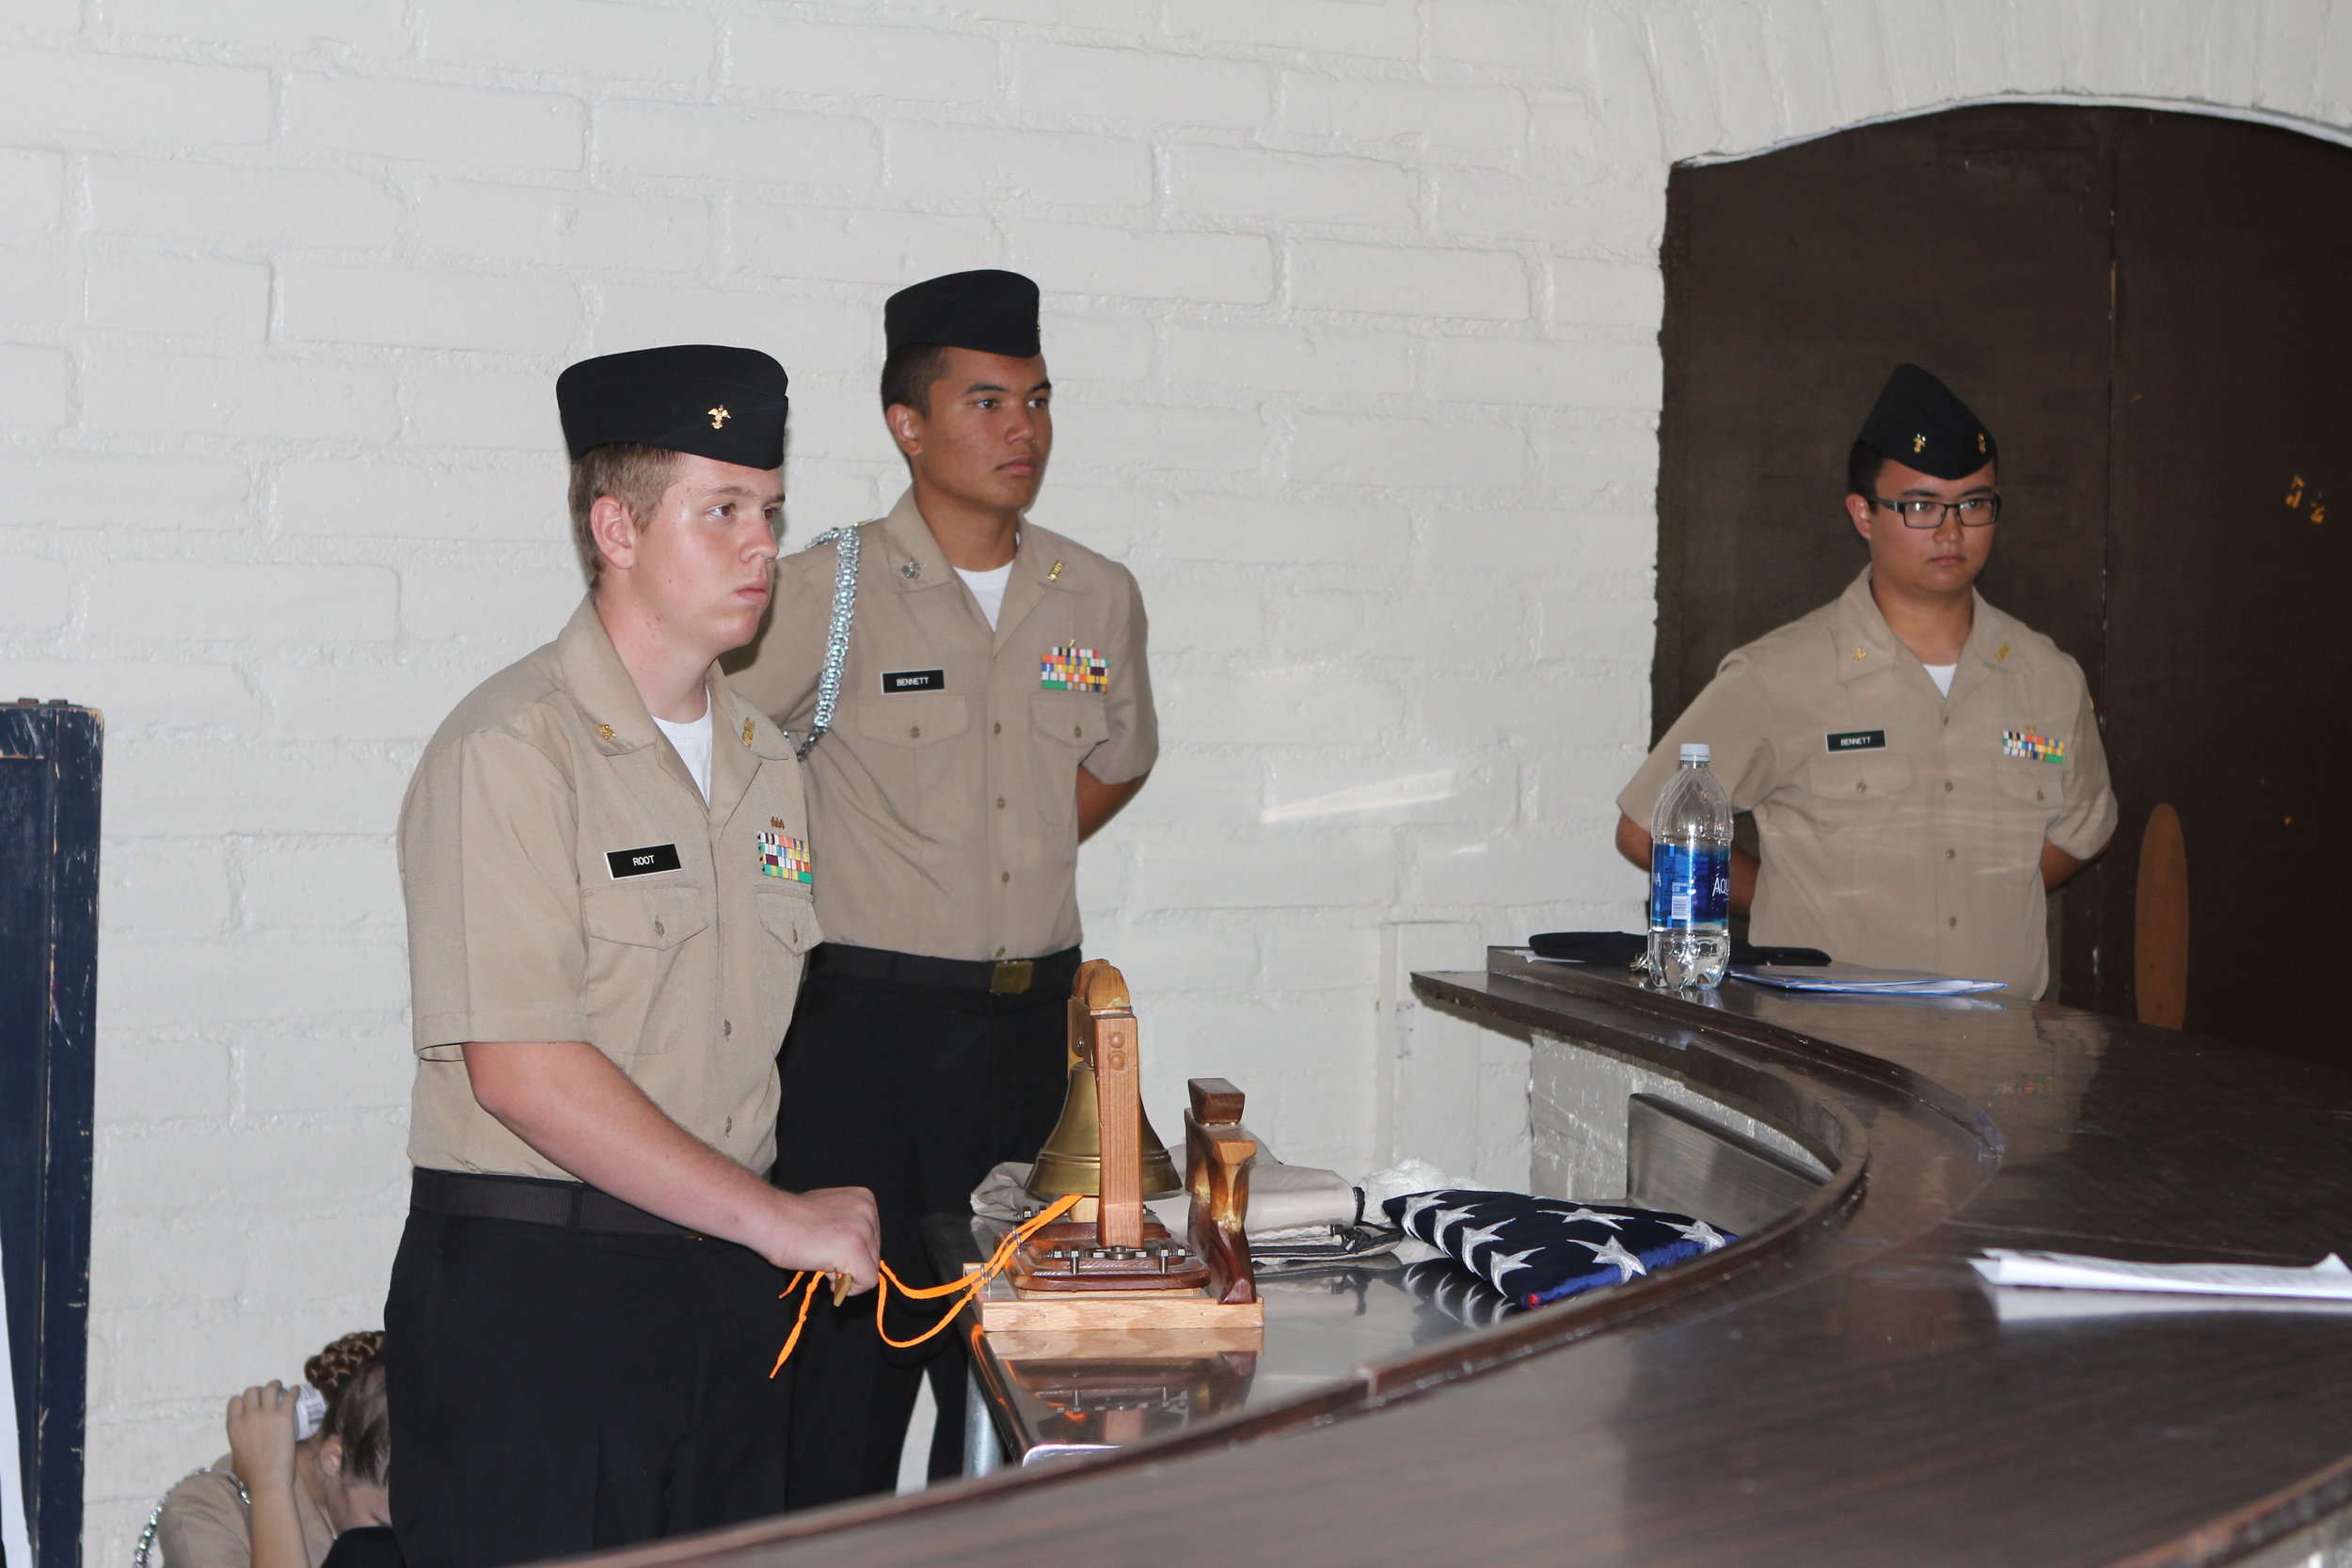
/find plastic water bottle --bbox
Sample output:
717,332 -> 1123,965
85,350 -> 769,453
1647,742 -> 1733,990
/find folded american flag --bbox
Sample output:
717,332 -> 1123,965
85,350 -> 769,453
1382,1189 -> 1733,1308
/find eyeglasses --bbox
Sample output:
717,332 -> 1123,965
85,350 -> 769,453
1869,494 -> 2001,529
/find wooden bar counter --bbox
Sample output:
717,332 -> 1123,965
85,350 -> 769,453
595,951 -> 2352,1568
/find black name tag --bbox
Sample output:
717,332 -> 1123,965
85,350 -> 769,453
1825,730 -> 1887,752
882,669 -> 945,693
605,843 -> 681,879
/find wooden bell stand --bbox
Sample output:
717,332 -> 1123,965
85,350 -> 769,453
974,960 -> 1263,1336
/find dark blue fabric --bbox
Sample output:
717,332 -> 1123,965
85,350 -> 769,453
1381,1189 -> 1734,1308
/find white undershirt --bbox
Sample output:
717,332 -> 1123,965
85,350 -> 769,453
1924,662 -> 1958,698
652,709 -> 713,801
955,561 -> 1015,630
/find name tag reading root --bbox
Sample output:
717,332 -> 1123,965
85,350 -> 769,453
1825,730 -> 1887,752
882,669 -> 945,693
606,843 -> 682,879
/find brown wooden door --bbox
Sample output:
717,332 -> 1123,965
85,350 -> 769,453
1659,106 -> 2352,1057
2103,114 -> 2352,1057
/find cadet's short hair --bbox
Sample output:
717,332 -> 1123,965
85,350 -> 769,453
567,443 -> 679,585
1847,440 -> 1889,500
880,341 -> 952,417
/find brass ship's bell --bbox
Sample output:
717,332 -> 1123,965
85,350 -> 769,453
1027,991 -> 1183,1201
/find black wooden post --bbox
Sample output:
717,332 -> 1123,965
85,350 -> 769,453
0,699 -> 100,1568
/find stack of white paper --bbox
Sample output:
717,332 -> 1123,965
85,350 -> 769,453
1731,964 -> 2005,996
1969,1249 -> 2352,1299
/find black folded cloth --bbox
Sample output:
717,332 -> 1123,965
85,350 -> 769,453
1528,931 -> 1831,967
321,1530 -> 404,1568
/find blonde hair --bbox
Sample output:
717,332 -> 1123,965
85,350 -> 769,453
566,444 -> 679,584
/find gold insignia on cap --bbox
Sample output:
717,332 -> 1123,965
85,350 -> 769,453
741,717 -> 755,747
1852,646 -> 1868,661
596,723 -> 616,740
1978,433 -> 1988,453
1913,434 -> 1927,453
1047,560 -> 1065,581
708,405 -> 731,429
1995,642 -> 2011,662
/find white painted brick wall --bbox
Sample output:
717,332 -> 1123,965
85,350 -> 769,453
5,1 -> 2348,1557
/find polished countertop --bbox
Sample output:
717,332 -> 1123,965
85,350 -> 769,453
596,953 -> 2352,1568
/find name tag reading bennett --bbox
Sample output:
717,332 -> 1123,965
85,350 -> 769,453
882,669 -> 944,693
606,843 -> 682,879
1825,730 -> 1887,752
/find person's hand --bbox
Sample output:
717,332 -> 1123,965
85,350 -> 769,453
225,1382 -> 300,1498
755,1185 -> 881,1292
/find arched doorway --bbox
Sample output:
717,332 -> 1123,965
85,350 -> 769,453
1655,103 -> 2350,1059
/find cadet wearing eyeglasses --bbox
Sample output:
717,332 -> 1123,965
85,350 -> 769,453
1613,363 -> 2117,997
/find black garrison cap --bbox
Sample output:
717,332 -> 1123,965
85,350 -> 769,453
1856,363 -> 1996,481
884,269 -> 1041,358
556,345 -> 788,468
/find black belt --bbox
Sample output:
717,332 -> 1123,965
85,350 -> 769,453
410,1168 -> 702,1239
806,942 -> 1081,997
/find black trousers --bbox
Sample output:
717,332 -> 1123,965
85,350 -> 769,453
385,1208 -> 793,1568
770,967 -> 1070,1510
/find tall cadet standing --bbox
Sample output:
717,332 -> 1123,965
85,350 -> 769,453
736,270 -> 1156,1505
1614,363 -> 2117,997
388,346 -> 879,1568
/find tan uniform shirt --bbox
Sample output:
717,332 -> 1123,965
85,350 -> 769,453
154,1453 -> 337,1568
1617,568 -> 2117,997
733,489 -> 1156,962
402,597 -> 819,1180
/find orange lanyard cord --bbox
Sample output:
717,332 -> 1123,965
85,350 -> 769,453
770,1193 -> 1081,1374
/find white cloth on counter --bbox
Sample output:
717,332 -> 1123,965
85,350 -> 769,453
1241,1148 -> 1359,1233
969,1150 -> 1478,1263
1358,1157 -> 1477,1264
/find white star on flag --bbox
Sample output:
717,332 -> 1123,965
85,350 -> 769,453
1396,1192 -> 1451,1231
1486,1245 -> 1544,1285
1454,1218 -> 1513,1259
1581,1234 -> 1649,1282
1547,1206 -> 1628,1230
1665,1217 -> 1726,1249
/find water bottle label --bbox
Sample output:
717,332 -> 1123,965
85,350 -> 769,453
1650,843 -> 1730,927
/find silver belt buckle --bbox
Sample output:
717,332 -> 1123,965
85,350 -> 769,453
989,959 -> 1034,995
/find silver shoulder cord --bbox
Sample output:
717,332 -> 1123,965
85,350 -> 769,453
794,521 -> 866,760
135,1469 -> 250,1568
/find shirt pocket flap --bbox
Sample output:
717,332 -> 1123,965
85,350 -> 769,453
854,693 -> 971,749
1995,758 -> 2061,807
1032,692 -> 1105,751
759,895 -> 821,955
581,885 -> 709,950
1804,752 -> 1915,800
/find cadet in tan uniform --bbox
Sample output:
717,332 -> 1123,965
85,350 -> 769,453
734,269 -> 1155,1504
1614,364 -> 2117,997
385,346 -> 879,1568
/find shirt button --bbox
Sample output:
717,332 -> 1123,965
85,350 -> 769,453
1073,725 -> 1083,738
653,918 -> 665,936
1000,871 -> 1010,884
909,725 -> 921,738
1855,781 -> 1867,793
1944,781 -> 1954,793
1945,847 -> 1956,860
1947,916 -> 1959,927
993,721 -> 1003,735
723,1019 -> 732,1037
996,797 -> 1007,809
995,946 -> 1008,958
